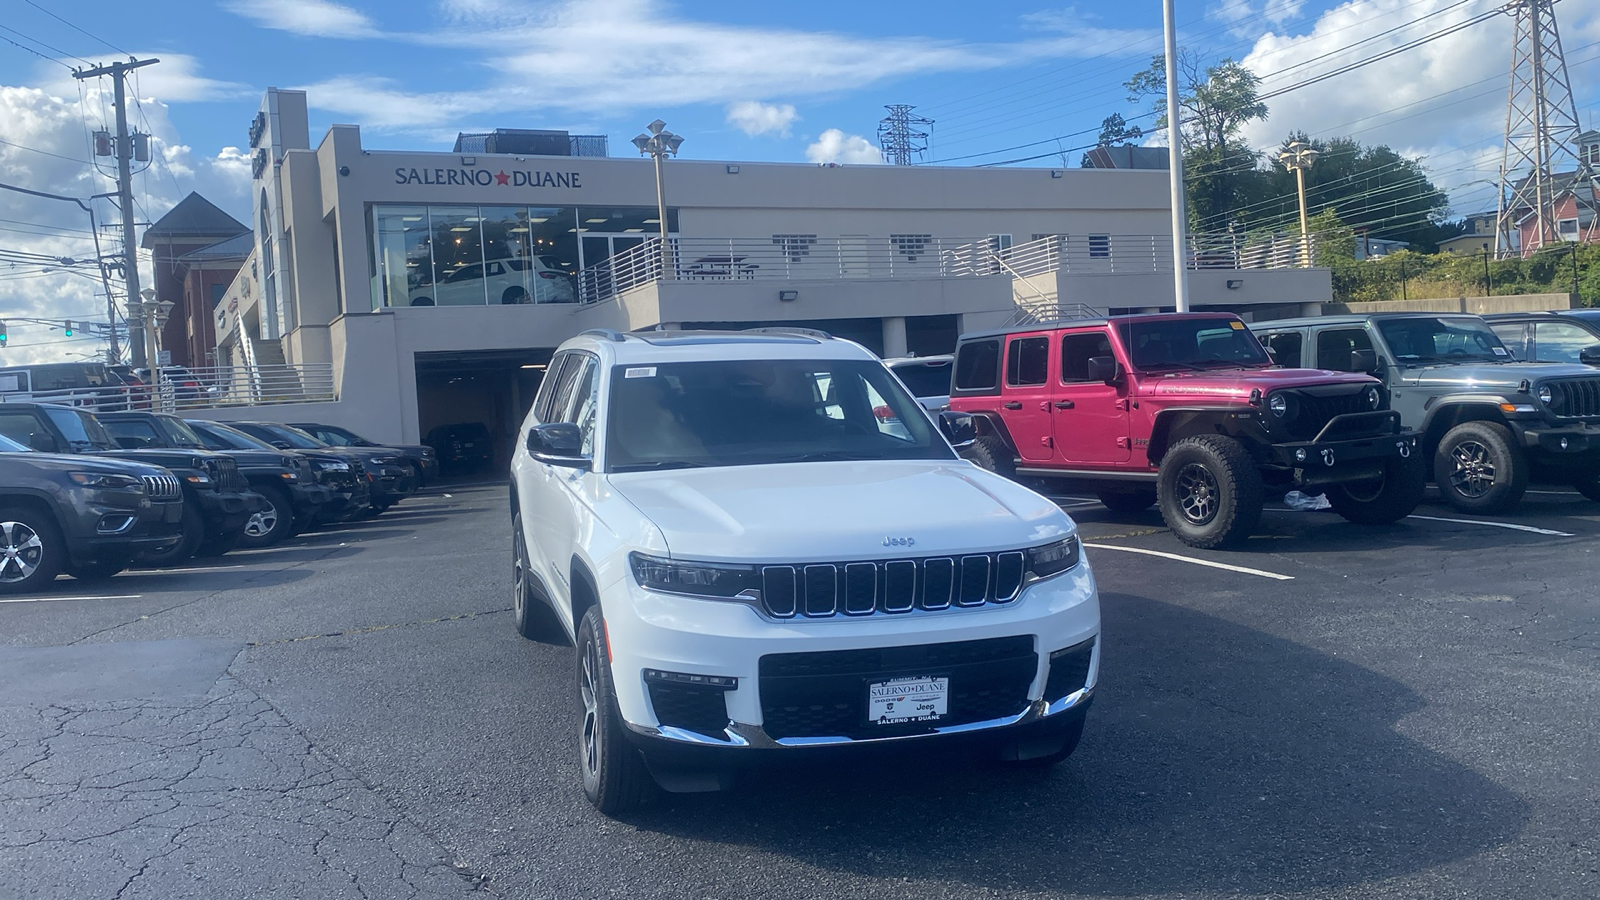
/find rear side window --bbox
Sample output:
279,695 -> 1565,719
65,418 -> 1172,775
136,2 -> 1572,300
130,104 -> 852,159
953,340 -> 1001,392
532,352 -> 572,423
1488,323 -> 1527,359
0,412 -> 40,446
103,419 -> 163,448
1005,336 -> 1049,387
1260,332 -> 1303,368
1060,331 -> 1114,383
1316,328 -> 1374,371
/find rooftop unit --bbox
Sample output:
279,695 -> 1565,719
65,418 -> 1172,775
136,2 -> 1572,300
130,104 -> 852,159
452,129 -> 609,157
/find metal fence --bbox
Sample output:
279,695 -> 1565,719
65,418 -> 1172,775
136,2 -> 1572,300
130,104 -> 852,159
0,363 -> 336,414
949,232 -> 1320,279
578,236 -> 995,303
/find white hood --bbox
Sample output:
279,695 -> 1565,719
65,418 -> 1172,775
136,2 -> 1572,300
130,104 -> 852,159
608,460 -> 1072,563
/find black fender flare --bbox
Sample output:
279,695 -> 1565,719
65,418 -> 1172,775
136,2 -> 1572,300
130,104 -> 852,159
968,411 -> 1018,454
1418,399 -> 1514,458
1147,407 -> 1249,465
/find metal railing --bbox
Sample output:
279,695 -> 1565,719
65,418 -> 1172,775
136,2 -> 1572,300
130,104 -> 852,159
578,236 -> 994,303
0,363 -> 336,413
948,232 -> 1321,279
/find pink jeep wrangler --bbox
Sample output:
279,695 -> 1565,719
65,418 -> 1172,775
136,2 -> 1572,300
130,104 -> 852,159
949,313 -> 1424,548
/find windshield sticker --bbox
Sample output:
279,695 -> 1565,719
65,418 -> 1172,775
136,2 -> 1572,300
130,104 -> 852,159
1229,321 -> 1245,330
1492,347 -> 1508,356
624,367 -> 657,378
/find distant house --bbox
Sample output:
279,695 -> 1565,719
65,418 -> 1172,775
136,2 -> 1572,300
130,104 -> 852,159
1507,151 -> 1599,257
1352,233 -> 1408,260
1438,211 -> 1502,257
141,193 -> 250,368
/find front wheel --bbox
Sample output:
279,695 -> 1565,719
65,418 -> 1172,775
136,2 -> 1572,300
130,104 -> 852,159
1432,421 -> 1527,513
67,557 -> 129,582
240,484 -> 293,548
576,604 -> 655,816
1156,435 -> 1264,549
0,509 -> 64,594
512,512 -> 566,643
1327,453 -> 1426,524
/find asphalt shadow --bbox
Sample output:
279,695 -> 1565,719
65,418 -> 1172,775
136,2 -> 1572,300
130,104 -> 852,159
633,593 -> 1528,895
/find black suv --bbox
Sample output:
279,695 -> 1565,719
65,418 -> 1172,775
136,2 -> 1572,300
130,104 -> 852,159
0,432 -> 183,591
230,422 -> 415,514
1483,311 -> 1600,366
425,422 -> 495,475
99,413 -> 334,548
288,423 -> 439,484
186,419 -> 371,524
0,403 -> 263,564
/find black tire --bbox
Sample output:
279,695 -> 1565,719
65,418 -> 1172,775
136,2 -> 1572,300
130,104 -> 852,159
512,512 -> 566,644
1574,472 -> 1600,503
501,286 -> 528,305
1097,487 -> 1157,514
137,503 -> 204,567
1327,453 -> 1426,524
996,717 -> 1086,769
965,434 -> 1017,480
67,557 -> 128,582
239,484 -> 293,548
1156,435 -> 1264,549
1432,421 -> 1528,514
0,507 -> 65,594
576,604 -> 655,816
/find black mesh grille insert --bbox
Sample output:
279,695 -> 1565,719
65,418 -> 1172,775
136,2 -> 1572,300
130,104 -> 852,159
647,683 -> 729,737
1282,388 -> 1371,440
760,636 -> 1037,740
1044,638 -> 1095,703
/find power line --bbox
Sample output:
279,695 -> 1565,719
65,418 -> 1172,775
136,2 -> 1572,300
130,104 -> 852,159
0,22 -> 90,67
0,137 -> 95,168
0,30 -> 72,70
21,0 -> 130,55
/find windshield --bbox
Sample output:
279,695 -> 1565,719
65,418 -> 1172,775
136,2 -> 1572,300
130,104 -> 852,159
605,359 -> 953,473
1375,317 -> 1511,363
0,434 -> 31,452
190,421 -> 277,451
43,407 -> 117,451
1117,318 -> 1271,371
889,360 -> 953,398
309,427 -> 358,446
155,417 -> 207,448
256,424 -> 327,449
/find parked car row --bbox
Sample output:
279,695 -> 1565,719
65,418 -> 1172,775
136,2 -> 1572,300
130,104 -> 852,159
0,404 -> 432,593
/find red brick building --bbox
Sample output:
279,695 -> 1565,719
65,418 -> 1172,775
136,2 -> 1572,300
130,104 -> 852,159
141,193 -> 250,367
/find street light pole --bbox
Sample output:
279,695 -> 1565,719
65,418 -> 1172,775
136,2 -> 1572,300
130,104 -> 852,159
1279,141 -> 1320,267
632,120 -> 684,282
1162,0 -> 1189,312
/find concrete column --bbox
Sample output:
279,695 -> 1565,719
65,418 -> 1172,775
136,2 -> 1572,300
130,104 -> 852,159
882,316 -> 908,358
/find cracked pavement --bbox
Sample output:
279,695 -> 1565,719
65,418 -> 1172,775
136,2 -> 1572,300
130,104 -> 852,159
2,483 -> 1598,898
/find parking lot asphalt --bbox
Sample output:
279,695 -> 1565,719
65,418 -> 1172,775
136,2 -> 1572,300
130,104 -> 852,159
2,482 -> 1597,899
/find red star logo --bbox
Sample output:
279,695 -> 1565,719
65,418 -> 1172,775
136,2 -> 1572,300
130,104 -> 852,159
494,170 -> 510,185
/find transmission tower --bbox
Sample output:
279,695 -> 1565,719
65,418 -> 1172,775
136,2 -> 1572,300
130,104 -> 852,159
877,105 -> 933,166
1494,0 -> 1597,258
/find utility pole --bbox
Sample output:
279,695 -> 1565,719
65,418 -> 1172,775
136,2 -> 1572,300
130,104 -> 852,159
1279,141 -> 1320,267
1162,0 -> 1189,312
74,57 -> 158,367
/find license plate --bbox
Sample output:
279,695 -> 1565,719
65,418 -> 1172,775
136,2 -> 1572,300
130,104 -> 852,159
868,676 -> 948,725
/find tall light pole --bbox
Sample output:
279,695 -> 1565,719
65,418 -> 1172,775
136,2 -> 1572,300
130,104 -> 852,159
1162,0 -> 1189,312
1279,141 -> 1320,267
632,120 -> 684,281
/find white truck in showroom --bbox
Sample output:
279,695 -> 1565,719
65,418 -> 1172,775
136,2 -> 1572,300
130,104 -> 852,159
509,327 -> 1101,815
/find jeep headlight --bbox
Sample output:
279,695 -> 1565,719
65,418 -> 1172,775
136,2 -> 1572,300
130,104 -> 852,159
1268,393 -> 1289,417
313,459 -> 350,472
1026,535 -> 1081,579
369,455 -> 400,466
629,552 -> 757,598
1365,386 -> 1382,409
1538,384 -> 1554,405
68,471 -> 140,489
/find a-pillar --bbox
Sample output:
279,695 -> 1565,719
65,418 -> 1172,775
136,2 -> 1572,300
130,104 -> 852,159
881,316 -> 908,358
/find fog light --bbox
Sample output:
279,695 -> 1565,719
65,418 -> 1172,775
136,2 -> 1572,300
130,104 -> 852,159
1294,448 -> 1308,463
1559,437 -> 1569,450
95,514 -> 135,534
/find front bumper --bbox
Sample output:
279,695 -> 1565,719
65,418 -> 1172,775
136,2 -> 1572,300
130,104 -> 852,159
1513,420 -> 1600,456
368,465 -> 417,502
287,482 -> 335,518
1265,413 -> 1418,489
601,559 -> 1101,755
69,498 -> 184,563
191,488 -> 267,533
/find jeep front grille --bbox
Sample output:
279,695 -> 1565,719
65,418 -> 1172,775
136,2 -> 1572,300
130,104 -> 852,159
1281,389 -> 1370,441
141,473 -> 182,501
1543,377 -> 1600,419
213,456 -> 250,492
760,551 -> 1027,619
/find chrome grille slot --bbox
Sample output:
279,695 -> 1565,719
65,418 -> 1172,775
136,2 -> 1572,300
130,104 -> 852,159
843,563 -> 876,615
957,555 -> 990,607
920,558 -> 954,610
993,552 -> 1026,602
883,561 -> 916,612
802,565 -> 837,617
140,473 -> 182,501
762,566 -> 798,618
756,547 -> 1073,620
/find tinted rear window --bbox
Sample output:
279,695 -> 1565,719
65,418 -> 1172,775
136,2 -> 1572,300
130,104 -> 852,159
889,360 -> 952,398
953,340 -> 1001,391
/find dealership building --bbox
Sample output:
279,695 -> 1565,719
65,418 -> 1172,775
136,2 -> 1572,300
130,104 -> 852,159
205,88 -> 1330,452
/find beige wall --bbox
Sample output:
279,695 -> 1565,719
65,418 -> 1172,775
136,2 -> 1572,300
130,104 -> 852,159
1336,293 -> 1577,315
1052,267 -> 1333,312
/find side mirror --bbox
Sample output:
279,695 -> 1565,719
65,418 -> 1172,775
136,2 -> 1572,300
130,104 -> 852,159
1086,356 -> 1121,385
1351,349 -> 1379,373
1580,345 -> 1600,367
27,431 -> 57,453
937,411 -> 976,449
525,423 -> 590,468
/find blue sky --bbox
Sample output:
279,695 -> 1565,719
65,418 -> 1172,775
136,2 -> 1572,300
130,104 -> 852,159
1,0 -> 1598,360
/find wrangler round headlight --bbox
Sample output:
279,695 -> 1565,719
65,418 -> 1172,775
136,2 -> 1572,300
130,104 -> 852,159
1365,386 -> 1382,409
1268,394 -> 1288,416
1537,384 -> 1553,405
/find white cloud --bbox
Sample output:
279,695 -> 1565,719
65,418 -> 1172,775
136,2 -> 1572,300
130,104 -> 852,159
35,53 -> 250,104
805,129 -> 884,165
725,101 -> 798,137
222,0 -> 378,38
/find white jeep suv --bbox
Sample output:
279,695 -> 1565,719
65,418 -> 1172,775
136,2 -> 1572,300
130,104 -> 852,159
510,327 -> 1100,814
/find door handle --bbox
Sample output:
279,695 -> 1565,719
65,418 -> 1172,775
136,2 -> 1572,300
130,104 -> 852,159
1003,401 -> 1023,410
1054,400 -> 1075,410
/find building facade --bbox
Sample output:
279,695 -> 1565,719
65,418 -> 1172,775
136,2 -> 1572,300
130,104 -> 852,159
142,193 -> 251,368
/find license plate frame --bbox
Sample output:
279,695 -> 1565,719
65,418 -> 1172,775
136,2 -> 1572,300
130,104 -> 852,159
866,675 -> 949,726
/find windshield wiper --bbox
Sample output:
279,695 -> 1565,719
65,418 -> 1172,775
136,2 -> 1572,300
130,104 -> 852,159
611,459 -> 711,472
1141,361 -> 1208,372
762,450 -> 879,463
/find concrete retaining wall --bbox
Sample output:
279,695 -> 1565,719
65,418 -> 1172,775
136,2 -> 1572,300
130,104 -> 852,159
1332,293 -> 1577,315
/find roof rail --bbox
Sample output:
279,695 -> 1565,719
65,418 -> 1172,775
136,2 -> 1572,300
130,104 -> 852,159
579,328 -> 626,342
742,326 -> 833,340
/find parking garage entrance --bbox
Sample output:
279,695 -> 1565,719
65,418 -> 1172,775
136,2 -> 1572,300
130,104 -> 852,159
414,348 -> 552,474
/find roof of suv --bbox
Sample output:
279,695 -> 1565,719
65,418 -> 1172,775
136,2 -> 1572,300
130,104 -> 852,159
563,328 -> 874,365
958,312 -> 1242,342
1251,312 -> 1490,330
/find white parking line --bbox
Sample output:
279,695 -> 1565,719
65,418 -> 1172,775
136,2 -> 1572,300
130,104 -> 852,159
126,565 -> 250,575
0,594 -> 142,604
1527,489 -> 1582,496
1405,514 -> 1574,536
1082,543 -> 1295,580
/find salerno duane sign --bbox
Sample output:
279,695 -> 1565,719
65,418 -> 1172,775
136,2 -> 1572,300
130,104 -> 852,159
393,166 -> 582,188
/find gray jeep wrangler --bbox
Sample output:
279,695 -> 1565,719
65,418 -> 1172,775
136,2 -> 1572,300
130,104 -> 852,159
1253,313 -> 1600,513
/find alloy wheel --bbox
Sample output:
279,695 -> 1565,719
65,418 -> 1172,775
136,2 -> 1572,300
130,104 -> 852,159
1448,440 -> 1495,498
1175,463 -> 1221,525
512,528 -> 527,620
0,522 -> 44,583
244,500 -> 279,538
580,636 -> 601,779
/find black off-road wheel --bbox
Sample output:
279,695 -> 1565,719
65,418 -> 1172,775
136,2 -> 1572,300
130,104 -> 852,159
136,503 -> 204,567
1156,435 -> 1264,549
576,604 -> 655,816
965,434 -> 1017,480
0,508 -> 64,594
1097,487 -> 1157,514
1432,421 -> 1527,514
512,512 -> 566,644
1326,453 -> 1426,524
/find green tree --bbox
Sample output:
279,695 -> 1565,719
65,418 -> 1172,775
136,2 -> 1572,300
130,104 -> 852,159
1125,53 -> 1270,227
1080,113 -> 1146,167
1253,134 -> 1454,250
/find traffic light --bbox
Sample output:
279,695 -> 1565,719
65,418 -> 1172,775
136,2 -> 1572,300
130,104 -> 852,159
0,321 -> 7,347
63,321 -> 73,337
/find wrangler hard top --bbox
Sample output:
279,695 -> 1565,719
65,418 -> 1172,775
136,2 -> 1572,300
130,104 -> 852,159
949,312 -> 1425,548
